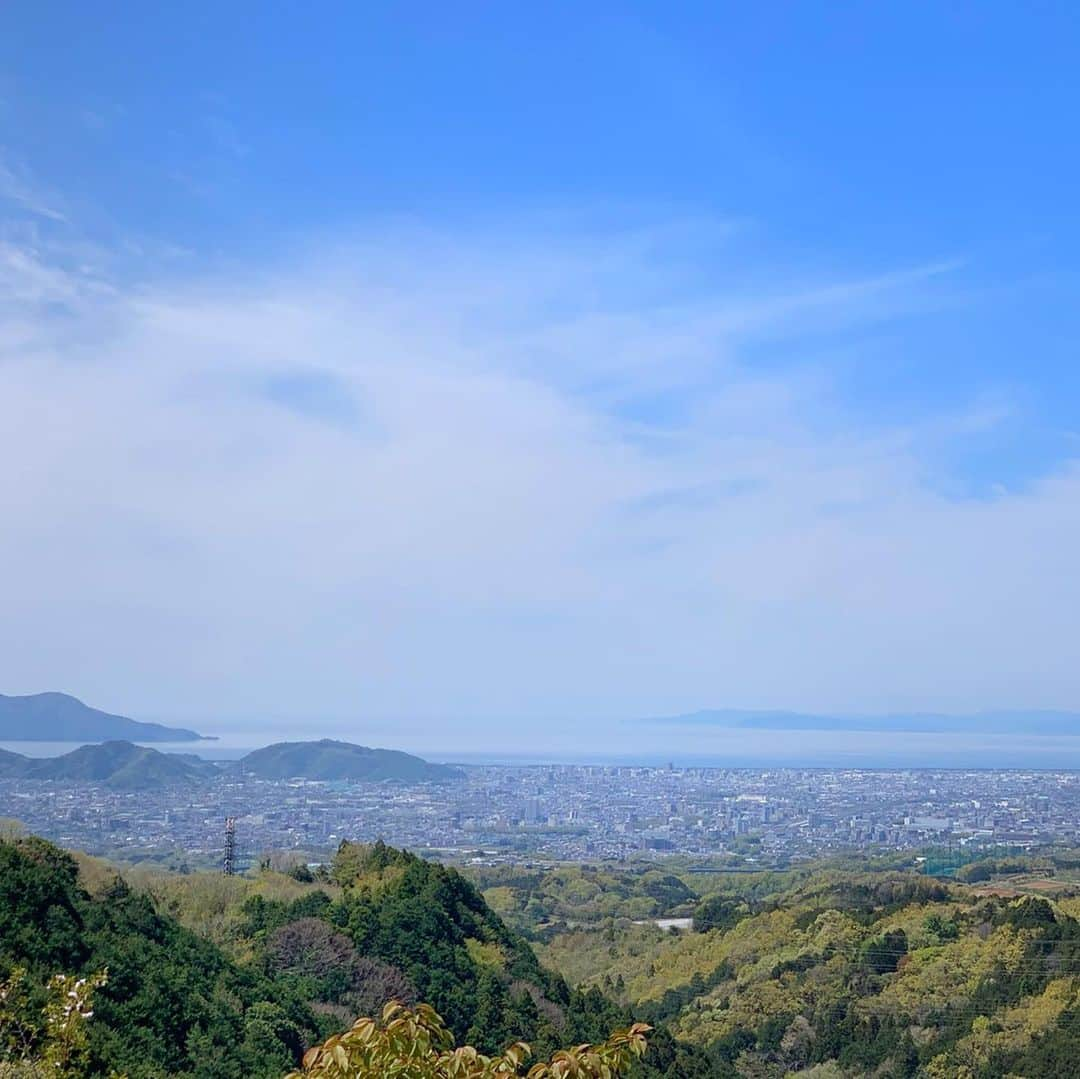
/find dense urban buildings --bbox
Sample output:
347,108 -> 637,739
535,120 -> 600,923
4,764 -> 1078,870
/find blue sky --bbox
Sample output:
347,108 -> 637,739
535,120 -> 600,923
1,4 -> 1078,741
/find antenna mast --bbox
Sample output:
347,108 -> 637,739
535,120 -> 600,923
223,816 -> 237,876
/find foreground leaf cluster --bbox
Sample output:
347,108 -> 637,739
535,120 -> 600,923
288,1001 -> 650,1078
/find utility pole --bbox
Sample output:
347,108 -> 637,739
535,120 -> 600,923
223,816 -> 237,876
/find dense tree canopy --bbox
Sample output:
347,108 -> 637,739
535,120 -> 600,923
0,837 -> 318,1077
11,832 -> 1080,1076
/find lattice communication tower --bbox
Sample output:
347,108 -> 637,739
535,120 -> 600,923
223,816 -> 237,876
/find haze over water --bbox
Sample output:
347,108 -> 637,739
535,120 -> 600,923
7,724 -> 1080,770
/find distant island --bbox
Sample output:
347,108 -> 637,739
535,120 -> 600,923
642,708 -> 1080,736
238,739 -> 464,782
0,692 -> 208,742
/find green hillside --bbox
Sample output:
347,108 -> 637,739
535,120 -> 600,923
25,740 -> 218,789
537,869 -> 1080,1076
0,739 -> 462,790
11,830 -> 1080,1076
0,834 -> 685,1077
238,739 -> 463,782
469,862 -> 700,928
0,835 -> 321,1077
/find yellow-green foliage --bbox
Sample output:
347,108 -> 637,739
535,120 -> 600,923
790,1063 -> 845,1078
672,911 -> 842,1045
860,924 -> 1027,1023
482,886 -> 517,917
540,866 -> 1077,1070
70,850 -> 120,896
128,866 -> 341,958
927,977 -> 1080,1075
346,864 -> 407,897
465,938 -> 507,973
286,1001 -> 650,1079
0,819 -> 25,839
539,923 -> 732,1003
465,863 -> 698,928
672,890 -> 999,1046
1052,895 -> 1080,921
0,968 -> 114,1078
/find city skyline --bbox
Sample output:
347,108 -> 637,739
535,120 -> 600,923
7,759 -> 1077,872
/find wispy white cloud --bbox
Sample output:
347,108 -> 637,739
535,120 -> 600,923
0,221 -> 1076,741
0,155 -> 66,222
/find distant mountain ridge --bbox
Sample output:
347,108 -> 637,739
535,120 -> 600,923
0,692 -> 206,742
642,708 -> 1080,735
0,740 -> 218,788
0,738 -> 461,788
238,739 -> 464,782
0,748 -> 29,777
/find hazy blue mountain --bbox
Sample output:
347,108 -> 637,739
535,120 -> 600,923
26,741 -> 218,789
0,747 -> 30,778
0,692 -> 206,741
238,739 -> 464,782
643,708 -> 1080,735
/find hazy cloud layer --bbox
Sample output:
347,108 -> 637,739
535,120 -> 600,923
2,220 -> 1078,739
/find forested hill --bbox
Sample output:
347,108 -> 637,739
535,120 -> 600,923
237,739 -> 464,782
0,740 -> 218,788
0,691 -> 205,741
0,834 -> 691,1077
0,739 -> 461,790
536,868 -> 1080,1076
0,835 -> 319,1077
10,832 -> 1080,1077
